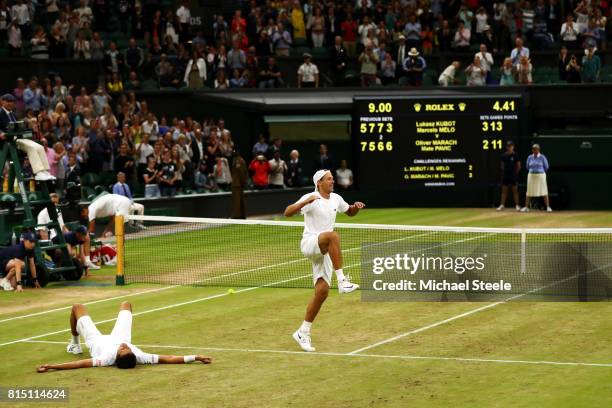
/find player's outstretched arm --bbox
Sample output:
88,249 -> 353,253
158,355 -> 212,364
284,195 -> 319,217
37,359 -> 93,373
346,201 -> 366,217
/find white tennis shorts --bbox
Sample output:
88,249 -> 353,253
301,234 -> 333,287
77,310 -> 133,351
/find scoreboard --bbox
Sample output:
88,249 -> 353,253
352,95 -> 523,205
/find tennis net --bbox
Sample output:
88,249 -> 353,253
122,215 -> 612,301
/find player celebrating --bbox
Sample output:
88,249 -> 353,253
37,301 -> 212,372
80,193 -> 145,237
284,169 -> 365,352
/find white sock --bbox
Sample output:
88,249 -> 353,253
72,335 -> 80,344
335,269 -> 345,282
300,320 -> 312,334
85,256 -> 91,263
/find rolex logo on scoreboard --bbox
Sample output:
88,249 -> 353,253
458,103 -> 466,112
413,103 -> 422,112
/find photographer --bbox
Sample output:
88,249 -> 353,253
358,43 -> 379,87
248,154 -> 271,190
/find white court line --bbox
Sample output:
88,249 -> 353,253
0,285 -> 180,324
0,271 -> 318,348
0,230 -> 435,323
22,340 -> 612,368
348,302 -> 503,354
349,261 -> 612,355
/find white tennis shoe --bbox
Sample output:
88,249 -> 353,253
292,329 -> 315,352
338,277 -> 359,294
86,261 -> 100,270
0,278 -> 14,291
66,341 -> 82,355
496,205 -> 504,211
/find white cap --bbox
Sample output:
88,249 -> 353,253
313,169 -> 331,192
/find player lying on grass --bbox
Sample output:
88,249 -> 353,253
37,301 -> 212,372
284,169 -> 365,352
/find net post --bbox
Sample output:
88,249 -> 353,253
115,215 -> 125,285
520,231 -> 527,274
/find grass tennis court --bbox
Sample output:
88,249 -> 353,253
1,208 -> 612,407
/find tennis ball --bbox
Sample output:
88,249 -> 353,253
227,288 -> 235,294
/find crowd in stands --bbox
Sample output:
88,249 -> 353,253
2,76 -> 354,198
0,1 -> 609,88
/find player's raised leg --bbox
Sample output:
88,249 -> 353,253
318,231 -> 359,294
67,304 -> 88,354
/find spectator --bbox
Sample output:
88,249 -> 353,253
335,160 -> 353,191
48,25 -> 67,59
271,22 -> 292,57
516,56 -> 533,85
10,0 -> 29,39
297,53 -> 319,88
124,38 -> 144,73
227,39 -> 246,71
268,150 -> 287,189
475,44 -> 494,83
401,48 -> 426,87
358,44 -> 379,87
286,149 -> 303,187
107,73 -> 124,95
76,0 -> 93,27
565,53 -> 582,83
435,19 -> 453,52
420,24 -> 434,55
142,156 -> 160,198
403,14 -> 421,50
214,69 -> 229,89
330,36 -> 347,86
7,20 -> 22,56
31,26 -> 49,60
380,53 -> 396,85
252,135 -> 268,158
532,16 -> 554,49
157,149 -> 178,197
65,152 -> 81,186
112,171 -> 134,199
307,6 -> 326,48
521,144 -> 552,212
184,50 -> 206,89
176,0 -> 191,43
314,144 -> 333,172
452,21 -> 471,52
560,15 -> 580,50
258,56 -> 284,88
558,46 -> 570,81
465,56 -> 486,86
114,143 -> 135,186
581,45 -> 601,83
194,161 -> 214,192
104,41 -> 124,76
582,20 -> 600,50
499,57 -> 517,85
248,154 -> 271,189
340,13 -> 357,57
0,1 -> 9,44
358,15 -> 377,52
23,78 -> 43,113
230,69 -> 248,88
438,61 -> 461,87
510,37 -> 530,65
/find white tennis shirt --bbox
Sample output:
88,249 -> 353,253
299,192 -> 350,237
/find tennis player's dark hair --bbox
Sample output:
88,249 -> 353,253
116,352 -> 137,369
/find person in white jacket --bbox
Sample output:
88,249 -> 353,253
184,51 -> 207,88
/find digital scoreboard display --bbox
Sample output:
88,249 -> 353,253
353,95 -> 523,205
